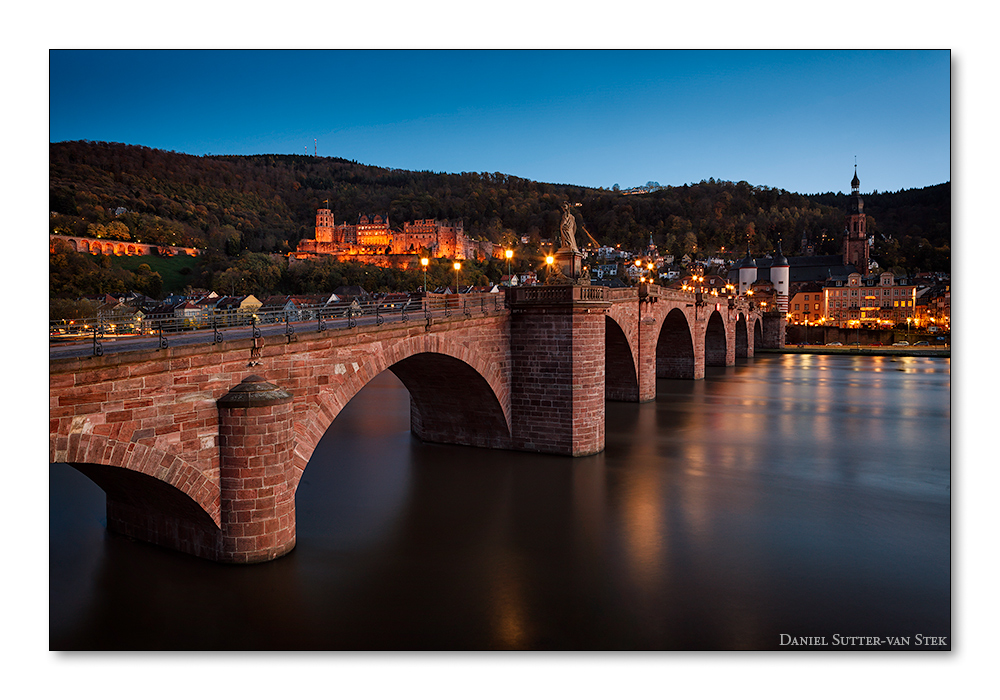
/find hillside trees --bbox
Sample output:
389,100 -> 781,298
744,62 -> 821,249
49,239 -> 162,299
50,141 -> 950,292
212,252 -> 287,297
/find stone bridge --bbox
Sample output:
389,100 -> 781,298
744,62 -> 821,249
50,285 -> 779,563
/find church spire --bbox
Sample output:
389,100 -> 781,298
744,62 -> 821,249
843,164 -> 869,273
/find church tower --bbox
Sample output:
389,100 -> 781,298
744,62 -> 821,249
842,167 -> 870,273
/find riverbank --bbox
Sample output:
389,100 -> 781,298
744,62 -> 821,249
762,345 -> 950,358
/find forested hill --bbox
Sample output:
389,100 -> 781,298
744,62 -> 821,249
49,141 -> 950,272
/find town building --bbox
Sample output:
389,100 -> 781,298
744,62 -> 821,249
914,283 -> 951,331
788,282 -> 825,324
822,271 -> 917,328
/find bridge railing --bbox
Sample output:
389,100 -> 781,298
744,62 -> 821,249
50,293 -> 508,356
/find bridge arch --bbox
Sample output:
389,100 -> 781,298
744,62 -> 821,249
735,312 -> 749,358
50,433 -> 222,555
290,333 -> 511,487
655,307 -> 696,379
753,317 -> 764,349
605,314 -> 639,402
705,310 -> 727,366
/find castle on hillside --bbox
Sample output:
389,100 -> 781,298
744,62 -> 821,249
292,209 -> 498,261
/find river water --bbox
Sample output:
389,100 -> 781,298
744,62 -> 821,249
50,353 -> 950,650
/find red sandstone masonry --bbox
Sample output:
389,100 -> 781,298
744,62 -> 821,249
508,290 -> 607,456
217,381 -> 297,563
50,290 -> 763,563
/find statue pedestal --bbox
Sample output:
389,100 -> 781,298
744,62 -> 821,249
547,248 -> 585,284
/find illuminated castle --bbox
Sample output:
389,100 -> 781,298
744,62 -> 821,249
294,209 -> 495,260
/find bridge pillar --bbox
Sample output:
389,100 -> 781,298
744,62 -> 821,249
217,375 -> 297,563
508,285 -> 610,456
637,303 -> 658,402
761,311 -> 786,349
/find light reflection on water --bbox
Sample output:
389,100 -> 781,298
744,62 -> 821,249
50,354 -> 950,650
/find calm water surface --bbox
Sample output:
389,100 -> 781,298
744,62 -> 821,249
50,354 -> 951,650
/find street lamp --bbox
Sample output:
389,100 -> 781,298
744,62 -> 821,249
421,257 -> 429,292
454,261 -> 462,293
505,248 -> 513,285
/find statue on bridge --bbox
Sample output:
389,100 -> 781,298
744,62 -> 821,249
546,202 -> 586,285
559,201 -> 579,253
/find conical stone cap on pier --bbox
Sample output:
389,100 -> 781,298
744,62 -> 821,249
217,375 -> 292,408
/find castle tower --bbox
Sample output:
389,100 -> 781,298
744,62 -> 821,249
315,208 -> 335,244
843,167 -> 870,273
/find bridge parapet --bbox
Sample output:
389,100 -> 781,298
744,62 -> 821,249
604,287 -> 639,302
653,286 -> 697,303
507,284 -> 609,305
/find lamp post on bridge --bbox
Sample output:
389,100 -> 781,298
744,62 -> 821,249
505,248 -> 513,285
421,256 -> 429,293
454,260 -> 462,293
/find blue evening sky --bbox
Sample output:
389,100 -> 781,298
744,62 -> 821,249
49,49 -> 950,195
